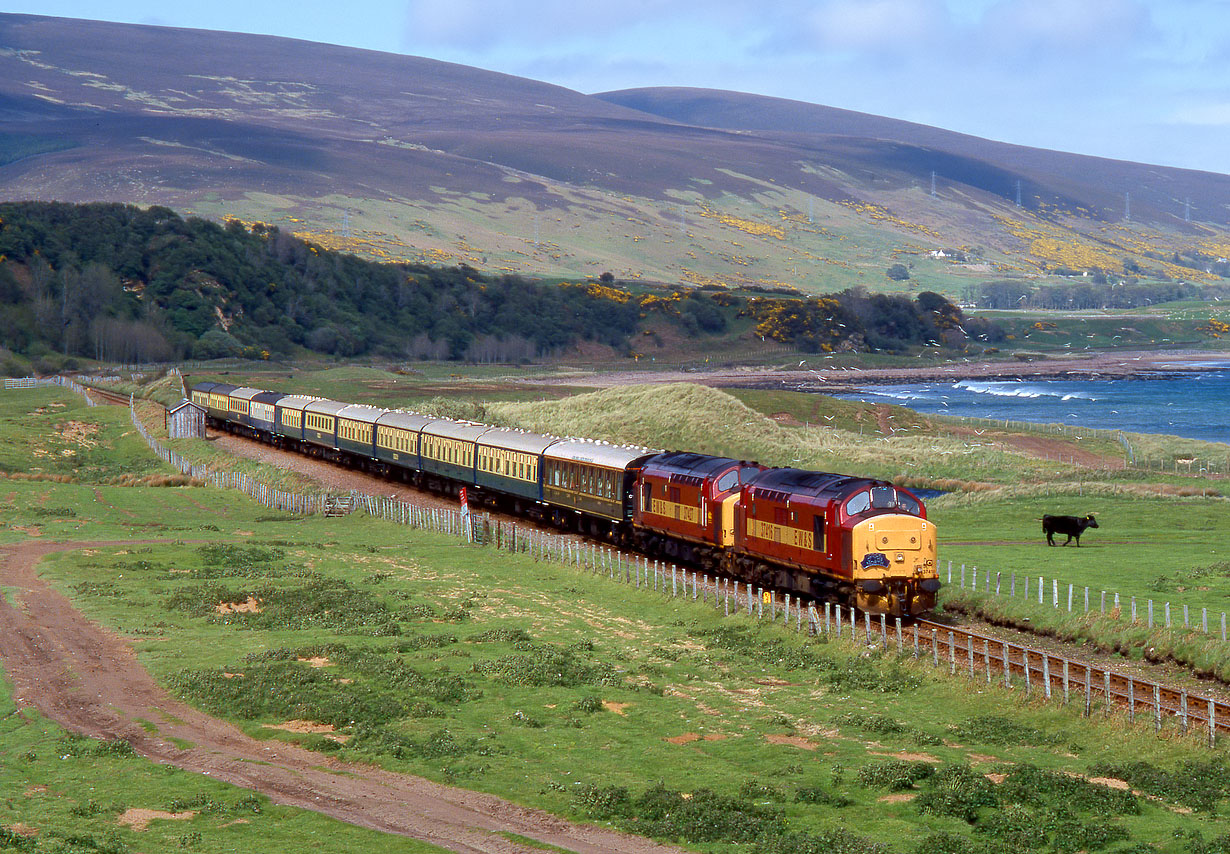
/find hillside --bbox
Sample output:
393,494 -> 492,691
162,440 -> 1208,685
0,201 -> 987,369
1,14 -> 1229,294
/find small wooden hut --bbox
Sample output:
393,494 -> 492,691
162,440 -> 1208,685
167,399 -> 206,439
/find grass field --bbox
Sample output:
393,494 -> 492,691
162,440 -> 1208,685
0,667 -> 444,854
7,386 -> 1230,851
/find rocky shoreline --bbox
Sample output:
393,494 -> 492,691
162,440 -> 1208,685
720,351 -> 1230,392
532,350 -> 1230,392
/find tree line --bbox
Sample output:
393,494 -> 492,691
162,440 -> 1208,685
966,278 -> 1230,311
0,201 -> 998,371
0,202 -> 642,368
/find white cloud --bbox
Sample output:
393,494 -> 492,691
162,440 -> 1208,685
802,0 -> 949,50
1168,101 -> 1230,126
978,0 -> 1153,53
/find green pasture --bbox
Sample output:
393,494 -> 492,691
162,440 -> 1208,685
27,508 -> 1230,853
932,490 -> 1230,681
0,665 -> 443,854
0,387 -> 171,482
934,492 -> 1230,615
981,306 -> 1230,355
184,364 -> 587,410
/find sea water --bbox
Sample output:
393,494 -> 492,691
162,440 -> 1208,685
832,366 -> 1230,444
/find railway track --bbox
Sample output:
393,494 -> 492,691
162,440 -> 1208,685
86,386 -> 135,406
858,611 -> 1227,743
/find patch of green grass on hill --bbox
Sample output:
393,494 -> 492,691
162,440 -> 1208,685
0,387 -> 174,482
0,133 -> 77,167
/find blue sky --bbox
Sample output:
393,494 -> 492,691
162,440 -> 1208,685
7,1 -> 1230,174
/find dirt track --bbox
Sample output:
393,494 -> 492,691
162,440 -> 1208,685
0,539 -> 684,854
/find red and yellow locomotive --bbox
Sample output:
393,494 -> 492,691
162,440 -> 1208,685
633,454 -> 938,617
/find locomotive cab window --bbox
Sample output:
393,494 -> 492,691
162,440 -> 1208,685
715,470 -> 738,493
813,514 -> 825,551
871,486 -> 898,509
844,491 -> 871,516
897,491 -> 921,516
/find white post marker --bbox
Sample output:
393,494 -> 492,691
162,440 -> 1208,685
459,487 -> 472,542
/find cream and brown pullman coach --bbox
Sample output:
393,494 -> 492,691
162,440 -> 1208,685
543,440 -> 657,529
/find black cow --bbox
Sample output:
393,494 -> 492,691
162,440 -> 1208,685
1042,514 -> 1098,547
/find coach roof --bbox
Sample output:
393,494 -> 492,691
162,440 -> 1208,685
476,427 -> 557,455
545,439 -> 660,470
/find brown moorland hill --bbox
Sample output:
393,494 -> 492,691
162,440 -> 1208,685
2,14 -> 1228,289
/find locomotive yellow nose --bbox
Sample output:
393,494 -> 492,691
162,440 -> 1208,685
850,515 -> 939,616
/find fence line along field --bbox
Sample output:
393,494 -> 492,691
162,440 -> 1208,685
8,380 -> 1230,853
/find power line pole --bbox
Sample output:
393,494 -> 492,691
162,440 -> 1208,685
930,171 -> 937,197
1124,191 -> 1131,223
1015,180 -> 1022,208
808,197 -> 814,223
342,209 -> 351,239
1185,197 -> 1191,223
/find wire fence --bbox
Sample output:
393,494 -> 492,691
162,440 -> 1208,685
945,559 -> 1230,641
